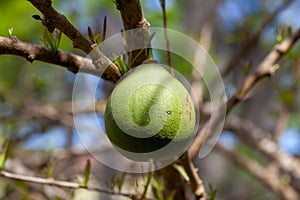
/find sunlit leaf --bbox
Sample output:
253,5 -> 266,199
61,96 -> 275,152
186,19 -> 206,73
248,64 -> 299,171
208,183 -> 217,200
82,159 -> 91,187
0,140 -> 11,170
142,172 -> 152,198
42,28 -> 61,53
173,164 -> 190,182
8,27 -> 14,37
46,162 -> 52,178
116,172 -> 127,192
113,53 -> 128,74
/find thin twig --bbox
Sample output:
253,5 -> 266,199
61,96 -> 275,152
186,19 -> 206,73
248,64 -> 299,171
225,116 -> 300,179
0,170 -> 135,198
180,152 -> 207,200
221,0 -> 294,77
215,144 -> 300,200
159,0 -> 173,75
116,0 -> 151,67
191,11 -> 217,113
188,28 -> 300,159
226,28 -> 300,113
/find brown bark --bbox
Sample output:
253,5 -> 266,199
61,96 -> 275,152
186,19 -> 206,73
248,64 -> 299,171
115,0 -> 151,68
28,0 -> 121,82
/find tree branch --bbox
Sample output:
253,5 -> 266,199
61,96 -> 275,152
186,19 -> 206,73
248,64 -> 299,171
0,169 -> 135,199
0,36 -> 113,78
215,144 -> 300,200
188,28 -> 300,159
226,28 -> 300,113
27,0 -> 121,82
221,0 -> 294,77
180,152 -> 207,200
225,116 -> 300,181
115,0 -> 151,67
0,99 -> 104,130
159,0 -> 173,74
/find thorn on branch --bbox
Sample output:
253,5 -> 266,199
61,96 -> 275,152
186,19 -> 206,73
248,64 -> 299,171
32,14 -> 42,21
27,54 -> 36,63
88,26 -> 95,43
101,15 -> 107,43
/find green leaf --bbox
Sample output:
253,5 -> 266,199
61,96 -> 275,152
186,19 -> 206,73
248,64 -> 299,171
21,194 -> 30,200
46,162 -> 52,178
82,159 -> 91,187
0,140 -> 11,170
142,172 -> 152,198
273,64 -> 280,71
166,190 -> 176,200
280,90 -> 293,106
94,33 -> 101,44
276,25 -> 292,44
54,29 -> 62,51
42,28 -> 61,53
172,164 -> 190,182
116,172 -> 127,192
152,176 -> 165,200
276,34 -> 283,43
110,174 -> 117,189
208,183 -> 217,200
8,27 -> 14,37
110,172 -> 127,192
243,64 -> 251,76
42,28 -> 54,50
113,53 -> 128,74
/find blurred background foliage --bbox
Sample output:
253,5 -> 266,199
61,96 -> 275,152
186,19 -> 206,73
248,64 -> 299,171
0,0 -> 300,199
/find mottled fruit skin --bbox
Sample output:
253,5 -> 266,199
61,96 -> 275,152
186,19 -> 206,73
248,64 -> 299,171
104,64 -> 196,161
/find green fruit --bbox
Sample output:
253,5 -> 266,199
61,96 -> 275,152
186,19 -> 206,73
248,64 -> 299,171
104,64 -> 196,161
